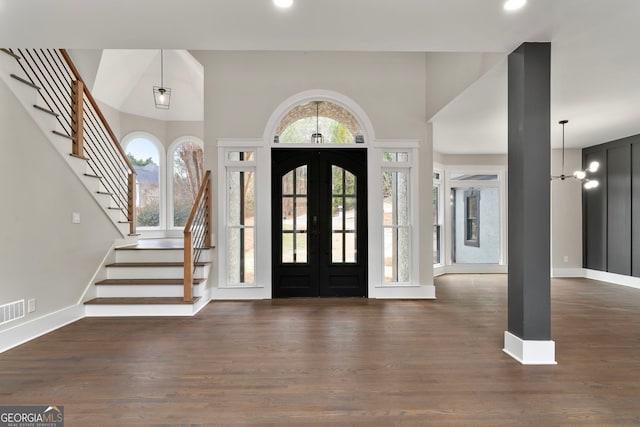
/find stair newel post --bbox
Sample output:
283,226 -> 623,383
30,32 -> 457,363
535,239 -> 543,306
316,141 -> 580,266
184,231 -> 194,302
128,172 -> 137,236
71,79 -> 84,157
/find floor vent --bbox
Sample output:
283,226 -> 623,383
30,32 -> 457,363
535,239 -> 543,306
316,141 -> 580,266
0,300 -> 25,325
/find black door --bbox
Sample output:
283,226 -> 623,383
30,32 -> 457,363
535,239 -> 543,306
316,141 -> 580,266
272,148 -> 367,297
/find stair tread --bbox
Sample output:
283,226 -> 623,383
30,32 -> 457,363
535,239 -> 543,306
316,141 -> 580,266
96,278 -> 205,285
1,48 -> 20,59
69,153 -> 90,161
106,262 -> 209,267
84,173 -> 102,179
10,73 -> 39,89
84,297 -> 200,305
33,104 -> 59,117
52,130 -> 73,139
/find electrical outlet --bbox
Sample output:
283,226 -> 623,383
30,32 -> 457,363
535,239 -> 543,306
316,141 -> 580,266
72,212 -> 81,224
28,298 -> 36,313
563,255 -> 569,263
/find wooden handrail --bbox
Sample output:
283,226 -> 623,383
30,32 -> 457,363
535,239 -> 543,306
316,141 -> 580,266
183,170 -> 211,302
59,49 -> 135,174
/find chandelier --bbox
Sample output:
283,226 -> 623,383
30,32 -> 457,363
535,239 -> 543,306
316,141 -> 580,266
551,120 -> 599,189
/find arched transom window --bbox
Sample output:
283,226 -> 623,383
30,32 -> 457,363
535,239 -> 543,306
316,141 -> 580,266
276,101 -> 363,144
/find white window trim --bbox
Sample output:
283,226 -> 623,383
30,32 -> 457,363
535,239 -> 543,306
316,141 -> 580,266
433,163 -> 444,268
443,164 -> 507,268
372,141 -> 420,289
218,140 -> 266,290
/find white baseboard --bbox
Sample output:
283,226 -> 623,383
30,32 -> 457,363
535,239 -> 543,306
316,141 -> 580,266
211,285 -> 271,300
552,268 -> 586,278
436,264 -> 508,275
369,284 -> 436,299
503,331 -> 557,365
582,269 -> 640,290
0,304 -> 85,353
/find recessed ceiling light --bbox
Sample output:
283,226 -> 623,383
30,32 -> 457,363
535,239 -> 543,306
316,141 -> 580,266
274,0 -> 293,8
504,0 -> 526,11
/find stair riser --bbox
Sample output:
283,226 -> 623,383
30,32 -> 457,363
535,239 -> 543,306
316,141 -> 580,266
115,249 -> 186,263
85,295 -> 209,317
85,304 -> 197,317
106,265 -> 210,279
97,285 -> 178,298
115,249 -> 214,263
96,283 -> 207,298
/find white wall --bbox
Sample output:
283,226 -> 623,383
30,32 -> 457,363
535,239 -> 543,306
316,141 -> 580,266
0,78 -> 120,334
435,153 -> 507,166
119,111 -> 203,150
192,50 -> 433,290
67,49 -> 103,92
425,52 -> 504,121
551,148 -> 583,271
97,100 -> 122,140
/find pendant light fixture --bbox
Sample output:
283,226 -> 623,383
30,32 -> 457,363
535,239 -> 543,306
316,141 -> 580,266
153,49 -> 171,109
551,120 -> 599,189
311,101 -> 323,144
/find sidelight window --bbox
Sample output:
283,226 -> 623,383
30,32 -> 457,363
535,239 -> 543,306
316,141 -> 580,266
383,169 -> 410,283
227,167 -> 255,284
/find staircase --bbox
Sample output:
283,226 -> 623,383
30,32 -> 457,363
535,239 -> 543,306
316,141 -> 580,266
85,239 -> 212,316
2,48 -> 214,315
0,48 -> 136,240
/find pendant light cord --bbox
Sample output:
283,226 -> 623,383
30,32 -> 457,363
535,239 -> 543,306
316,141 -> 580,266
160,49 -> 164,88
561,121 -> 565,175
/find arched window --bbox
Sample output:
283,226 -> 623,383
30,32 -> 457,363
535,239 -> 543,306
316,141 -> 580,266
122,133 -> 164,229
276,101 -> 362,144
168,137 -> 204,227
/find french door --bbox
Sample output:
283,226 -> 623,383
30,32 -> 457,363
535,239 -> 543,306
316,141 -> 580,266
272,149 -> 367,297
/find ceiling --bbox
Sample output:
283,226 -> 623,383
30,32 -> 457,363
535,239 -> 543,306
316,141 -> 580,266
1,0 -> 639,153
92,50 -> 204,122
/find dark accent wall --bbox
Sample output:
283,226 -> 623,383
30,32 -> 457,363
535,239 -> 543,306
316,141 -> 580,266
583,150 -> 607,270
583,135 -> 640,276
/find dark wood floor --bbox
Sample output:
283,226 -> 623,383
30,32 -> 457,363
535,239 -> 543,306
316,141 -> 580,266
1,275 -> 639,426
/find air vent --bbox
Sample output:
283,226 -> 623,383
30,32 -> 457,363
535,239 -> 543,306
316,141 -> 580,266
0,300 -> 25,325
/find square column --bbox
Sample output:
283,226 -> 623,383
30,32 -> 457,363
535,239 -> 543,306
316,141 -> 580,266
505,42 -> 556,365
